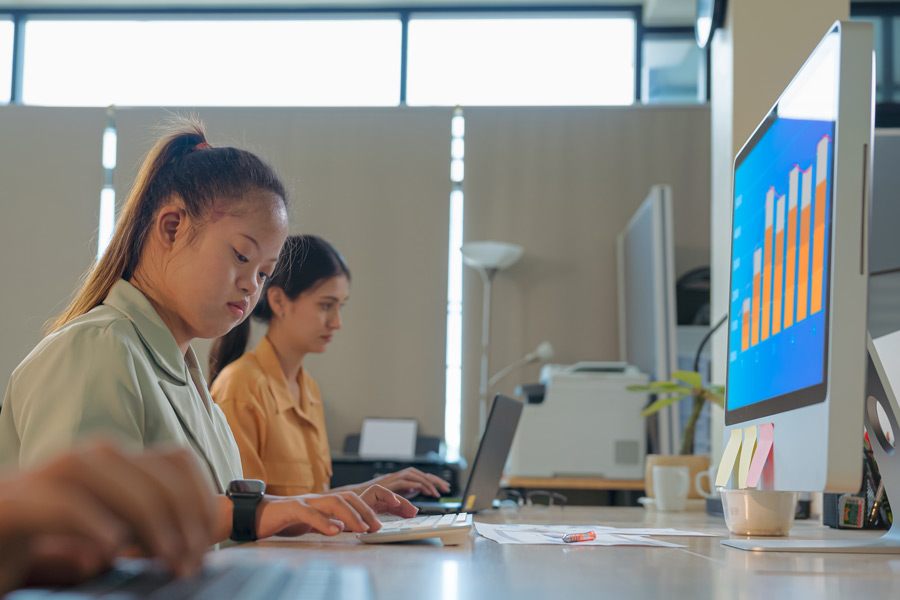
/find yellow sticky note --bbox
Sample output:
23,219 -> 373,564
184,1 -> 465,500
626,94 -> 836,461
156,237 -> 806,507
715,428 -> 743,488
738,425 -> 758,489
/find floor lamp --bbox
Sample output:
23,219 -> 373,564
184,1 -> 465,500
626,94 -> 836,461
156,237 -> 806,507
461,240 -> 524,434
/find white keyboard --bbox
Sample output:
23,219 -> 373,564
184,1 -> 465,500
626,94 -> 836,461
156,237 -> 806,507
356,513 -> 473,545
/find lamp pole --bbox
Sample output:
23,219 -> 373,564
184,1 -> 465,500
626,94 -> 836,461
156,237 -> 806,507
477,266 -> 495,435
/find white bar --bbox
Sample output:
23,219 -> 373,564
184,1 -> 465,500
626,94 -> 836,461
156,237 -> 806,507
789,166 -> 800,210
765,188 -> 775,228
776,195 -> 786,232
816,136 -> 829,185
801,167 -> 812,209
754,248 -> 762,274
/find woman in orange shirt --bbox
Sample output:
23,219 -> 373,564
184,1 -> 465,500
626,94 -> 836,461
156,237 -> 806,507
209,235 -> 450,498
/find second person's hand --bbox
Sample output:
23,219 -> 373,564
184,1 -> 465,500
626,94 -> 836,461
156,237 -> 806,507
255,491 -> 382,538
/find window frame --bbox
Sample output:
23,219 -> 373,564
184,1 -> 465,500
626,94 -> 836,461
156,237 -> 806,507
639,28 -> 709,105
852,2 -> 900,127
405,10 -> 640,107
3,4 -> 696,107
16,11 -> 406,107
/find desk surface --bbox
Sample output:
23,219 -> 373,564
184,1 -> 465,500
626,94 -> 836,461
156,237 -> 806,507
213,506 -> 897,599
504,476 -> 645,490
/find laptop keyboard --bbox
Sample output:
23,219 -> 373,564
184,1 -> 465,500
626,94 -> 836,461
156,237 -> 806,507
357,513 -> 473,545
6,559 -> 374,600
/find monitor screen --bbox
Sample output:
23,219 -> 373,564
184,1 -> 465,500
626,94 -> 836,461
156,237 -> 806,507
727,33 -> 839,422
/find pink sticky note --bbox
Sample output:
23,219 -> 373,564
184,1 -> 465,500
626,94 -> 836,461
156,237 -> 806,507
745,423 -> 774,488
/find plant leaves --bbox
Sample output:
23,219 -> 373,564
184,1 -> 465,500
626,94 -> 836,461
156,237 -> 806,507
639,393 -> 689,417
672,370 -> 702,389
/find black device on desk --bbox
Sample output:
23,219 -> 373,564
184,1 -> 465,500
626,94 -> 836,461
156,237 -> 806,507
331,432 -> 463,496
413,394 -> 523,515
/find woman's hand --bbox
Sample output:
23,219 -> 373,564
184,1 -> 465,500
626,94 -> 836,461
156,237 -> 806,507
359,484 -> 419,518
366,467 -> 452,498
0,441 -> 217,595
255,490 -> 383,538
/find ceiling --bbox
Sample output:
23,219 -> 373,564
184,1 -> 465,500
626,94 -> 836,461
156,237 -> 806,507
0,0 -> 698,26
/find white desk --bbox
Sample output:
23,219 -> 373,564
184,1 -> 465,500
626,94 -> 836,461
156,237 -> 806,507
212,506 -> 900,599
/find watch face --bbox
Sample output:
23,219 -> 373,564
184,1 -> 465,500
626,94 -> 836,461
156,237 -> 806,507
227,479 -> 265,496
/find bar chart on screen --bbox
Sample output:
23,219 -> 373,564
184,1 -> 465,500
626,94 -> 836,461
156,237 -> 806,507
728,121 -> 834,411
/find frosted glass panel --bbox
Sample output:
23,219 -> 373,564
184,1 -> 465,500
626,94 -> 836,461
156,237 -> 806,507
407,17 -> 636,106
23,19 -> 401,106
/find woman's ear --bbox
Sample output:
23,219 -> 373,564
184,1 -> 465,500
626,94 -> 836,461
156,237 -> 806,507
154,202 -> 188,249
267,287 -> 285,318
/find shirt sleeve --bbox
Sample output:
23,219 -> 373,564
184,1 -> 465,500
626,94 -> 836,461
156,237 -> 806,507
3,323 -> 145,469
211,371 -> 269,483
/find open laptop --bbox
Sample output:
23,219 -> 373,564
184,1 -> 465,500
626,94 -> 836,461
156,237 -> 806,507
413,394 -> 523,515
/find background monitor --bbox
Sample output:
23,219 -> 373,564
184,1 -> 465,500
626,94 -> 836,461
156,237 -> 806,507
724,21 -> 873,493
617,184 -> 679,454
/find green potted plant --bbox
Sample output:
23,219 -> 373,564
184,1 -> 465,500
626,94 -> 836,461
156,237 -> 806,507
628,370 -> 725,500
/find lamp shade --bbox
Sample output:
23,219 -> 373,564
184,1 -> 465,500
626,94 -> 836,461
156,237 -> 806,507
461,241 -> 523,271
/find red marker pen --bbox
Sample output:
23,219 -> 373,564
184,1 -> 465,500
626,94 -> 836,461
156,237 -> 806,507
562,531 -> 596,543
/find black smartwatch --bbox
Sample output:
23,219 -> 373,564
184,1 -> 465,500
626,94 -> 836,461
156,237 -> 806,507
226,479 -> 265,542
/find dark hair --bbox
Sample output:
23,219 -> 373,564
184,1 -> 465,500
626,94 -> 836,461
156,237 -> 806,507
50,117 -> 288,332
208,234 -> 350,382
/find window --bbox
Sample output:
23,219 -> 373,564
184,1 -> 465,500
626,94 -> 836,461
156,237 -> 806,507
22,18 -> 402,106
407,15 -> 636,106
0,18 -> 12,104
641,35 -> 705,104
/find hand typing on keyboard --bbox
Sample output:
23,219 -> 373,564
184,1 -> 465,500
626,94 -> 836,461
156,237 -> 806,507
0,442 -> 218,596
255,484 -> 417,538
356,513 -> 473,545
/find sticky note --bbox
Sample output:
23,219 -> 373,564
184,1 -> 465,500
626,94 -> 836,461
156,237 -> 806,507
715,428 -> 743,488
738,425 -> 758,488
745,422 -> 774,488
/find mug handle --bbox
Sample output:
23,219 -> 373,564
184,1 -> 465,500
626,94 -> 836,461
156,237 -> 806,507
695,470 -> 715,499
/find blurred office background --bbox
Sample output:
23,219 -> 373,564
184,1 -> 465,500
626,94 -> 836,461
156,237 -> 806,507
0,0 -> 897,467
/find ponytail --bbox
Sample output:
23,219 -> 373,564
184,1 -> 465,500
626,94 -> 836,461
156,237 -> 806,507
47,117 -> 287,334
207,235 -> 350,382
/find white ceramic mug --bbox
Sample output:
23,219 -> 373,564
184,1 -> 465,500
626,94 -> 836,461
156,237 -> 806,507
720,489 -> 799,536
652,465 -> 690,512
694,467 -> 720,499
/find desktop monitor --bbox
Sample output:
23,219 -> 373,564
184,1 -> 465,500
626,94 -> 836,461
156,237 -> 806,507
721,21 -> 900,552
617,185 -> 679,454
726,20 -> 873,493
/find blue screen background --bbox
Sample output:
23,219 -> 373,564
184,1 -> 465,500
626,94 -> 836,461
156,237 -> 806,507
727,118 -> 834,411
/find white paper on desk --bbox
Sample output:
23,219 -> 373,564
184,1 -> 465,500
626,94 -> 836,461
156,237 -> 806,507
593,527 -> 717,537
473,523 -> 684,547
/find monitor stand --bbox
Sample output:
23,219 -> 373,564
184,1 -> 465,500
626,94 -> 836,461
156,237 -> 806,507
723,332 -> 900,553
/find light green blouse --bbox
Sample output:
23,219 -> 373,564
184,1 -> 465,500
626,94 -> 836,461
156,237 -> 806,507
0,279 -> 242,493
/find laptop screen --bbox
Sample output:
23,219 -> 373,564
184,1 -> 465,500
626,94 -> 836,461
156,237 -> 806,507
460,394 -> 523,511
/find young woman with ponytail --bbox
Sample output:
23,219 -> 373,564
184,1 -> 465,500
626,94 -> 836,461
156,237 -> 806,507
209,235 -> 450,498
0,119 -> 415,554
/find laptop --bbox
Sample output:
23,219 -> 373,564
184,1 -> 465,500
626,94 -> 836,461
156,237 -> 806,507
413,394 -> 523,515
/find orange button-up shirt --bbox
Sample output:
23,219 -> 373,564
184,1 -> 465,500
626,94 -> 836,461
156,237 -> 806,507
210,336 -> 332,496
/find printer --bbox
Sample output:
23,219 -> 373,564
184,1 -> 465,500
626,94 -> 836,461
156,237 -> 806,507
507,362 -> 649,479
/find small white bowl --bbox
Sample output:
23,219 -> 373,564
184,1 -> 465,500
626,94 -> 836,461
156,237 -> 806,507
720,489 -> 799,536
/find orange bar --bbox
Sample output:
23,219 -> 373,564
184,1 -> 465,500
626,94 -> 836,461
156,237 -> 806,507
751,249 -> 762,346
811,137 -> 829,315
742,298 -> 751,352
761,189 -> 774,341
796,168 -> 812,322
784,167 -> 799,328
772,195 -> 785,335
